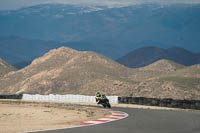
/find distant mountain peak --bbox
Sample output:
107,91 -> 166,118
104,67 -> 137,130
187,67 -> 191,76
52,46 -> 78,53
167,46 -> 194,54
117,46 -> 200,68
31,46 -> 78,65
140,59 -> 185,73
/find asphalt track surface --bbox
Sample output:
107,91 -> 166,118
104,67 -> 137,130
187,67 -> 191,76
32,107 -> 200,133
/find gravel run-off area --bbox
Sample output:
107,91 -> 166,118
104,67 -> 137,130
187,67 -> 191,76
0,100 -> 110,133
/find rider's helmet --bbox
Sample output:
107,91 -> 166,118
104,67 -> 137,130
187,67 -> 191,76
96,92 -> 101,97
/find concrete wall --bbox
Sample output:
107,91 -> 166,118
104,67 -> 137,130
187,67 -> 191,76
22,94 -> 119,104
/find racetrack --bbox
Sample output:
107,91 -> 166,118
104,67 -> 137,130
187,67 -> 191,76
27,107 -> 200,133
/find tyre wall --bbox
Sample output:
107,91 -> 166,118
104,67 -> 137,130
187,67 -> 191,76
0,94 -> 23,99
118,97 -> 200,110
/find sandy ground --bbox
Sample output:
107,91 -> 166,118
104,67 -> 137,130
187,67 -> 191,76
1,100 -> 196,133
0,101 -> 110,133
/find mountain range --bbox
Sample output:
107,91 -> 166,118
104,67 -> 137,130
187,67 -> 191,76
1,36 -> 200,69
0,36 -> 118,69
0,47 -> 199,100
117,46 -> 200,68
0,3 -> 200,60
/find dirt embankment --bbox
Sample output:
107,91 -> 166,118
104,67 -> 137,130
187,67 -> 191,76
0,100 -> 110,133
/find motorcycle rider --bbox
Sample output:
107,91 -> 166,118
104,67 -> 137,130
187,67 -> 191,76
101,94 -> 107,101
95,92 -> 102,104
101,94 -> 109,103
95,92 -> 111,108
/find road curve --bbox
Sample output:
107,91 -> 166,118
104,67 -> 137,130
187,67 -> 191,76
29,107 -> 200,133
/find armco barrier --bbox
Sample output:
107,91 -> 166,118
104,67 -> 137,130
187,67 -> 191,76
118,97 -> 200,110
0,94 -> 23,99
22,94 -> 119,104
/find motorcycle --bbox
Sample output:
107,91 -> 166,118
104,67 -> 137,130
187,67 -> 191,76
98,98 -> 111,108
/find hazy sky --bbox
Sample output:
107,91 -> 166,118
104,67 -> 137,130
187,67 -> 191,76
0,0 -> 200,10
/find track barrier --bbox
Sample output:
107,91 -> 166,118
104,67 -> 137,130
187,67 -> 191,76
22,94 -> 119,104
1,94 -> 200,110
0,94 -> 23,99
118,97 -> 200,110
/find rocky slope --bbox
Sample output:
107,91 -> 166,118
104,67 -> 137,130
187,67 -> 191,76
155,64 -> 200,99
0,47 -> 134,96
0,59 -> 17,76
0,47 -> 199,100
125,60 -> 200,100
128,59 -> 185,81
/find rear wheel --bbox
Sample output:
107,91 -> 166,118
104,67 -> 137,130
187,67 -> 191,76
107,103 -> 111,108
102,103 -> 107,108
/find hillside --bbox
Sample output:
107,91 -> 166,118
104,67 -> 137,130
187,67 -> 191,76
126,60 -> 200,99
168,64 -> 200,78
0,47 -> 135,96
157,64 -> 200,99
0,47 -> 200,100
127,59 -> 185,81
117,46 -> 200,68
0,59 -> 16,76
